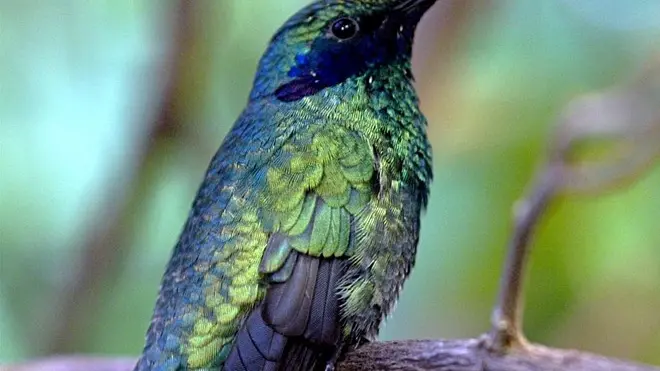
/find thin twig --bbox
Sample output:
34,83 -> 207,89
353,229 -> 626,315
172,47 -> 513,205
488,165 -> 561,351
487,55 -> 660,353
557,66 -> 660,193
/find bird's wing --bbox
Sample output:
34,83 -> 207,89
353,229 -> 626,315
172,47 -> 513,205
223,126 -> 376,370
136,117 -> 296,371
137,124 -> 376,371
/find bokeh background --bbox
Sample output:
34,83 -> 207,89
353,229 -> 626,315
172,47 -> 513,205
1,0 -> 659,365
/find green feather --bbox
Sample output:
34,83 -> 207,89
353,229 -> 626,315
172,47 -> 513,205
286,194 -> 316,236
308,200 -> 332,256
335,208 -> 351,257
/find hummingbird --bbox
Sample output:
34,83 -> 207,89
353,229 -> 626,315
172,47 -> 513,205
135,0 -> 435,370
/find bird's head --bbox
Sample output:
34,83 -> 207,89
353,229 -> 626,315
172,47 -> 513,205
249,0 -> 437,102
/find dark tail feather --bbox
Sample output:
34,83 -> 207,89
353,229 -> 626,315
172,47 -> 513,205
278,342 -> 332,371
224,308 -> 288,371
225,255 -> 347,371
223,306 -> 333,371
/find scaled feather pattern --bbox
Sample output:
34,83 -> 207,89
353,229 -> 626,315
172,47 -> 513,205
135,1 -> 436,370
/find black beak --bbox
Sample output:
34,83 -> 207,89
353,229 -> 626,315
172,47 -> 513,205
394,0 -> 437,16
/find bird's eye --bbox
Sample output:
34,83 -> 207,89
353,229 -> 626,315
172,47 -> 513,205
330,17 -> 359,40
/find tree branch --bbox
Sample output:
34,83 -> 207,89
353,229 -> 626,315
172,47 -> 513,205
339,339 -> 659,371
5,340 -> 659,371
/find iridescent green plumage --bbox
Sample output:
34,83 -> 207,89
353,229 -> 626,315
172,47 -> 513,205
135,1 -> 434,370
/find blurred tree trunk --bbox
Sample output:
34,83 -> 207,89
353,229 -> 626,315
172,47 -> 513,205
44,0 -> 204,353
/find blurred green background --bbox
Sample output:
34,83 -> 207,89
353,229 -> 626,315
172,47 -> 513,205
1,0 -> 659,365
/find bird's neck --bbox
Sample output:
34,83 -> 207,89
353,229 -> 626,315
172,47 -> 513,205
362,63 -> 433,196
